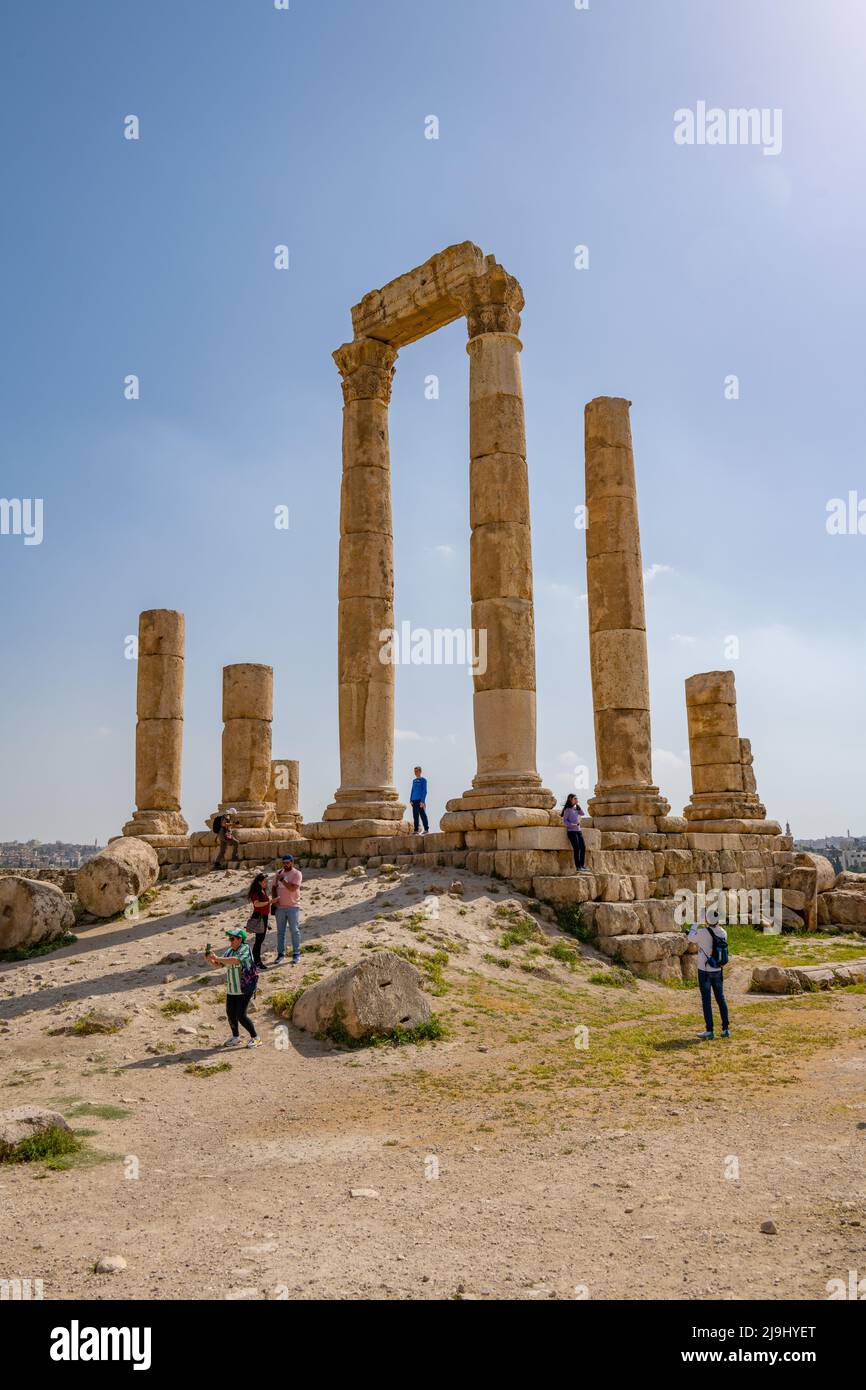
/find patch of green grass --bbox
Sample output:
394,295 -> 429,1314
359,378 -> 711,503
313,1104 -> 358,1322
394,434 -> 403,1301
0,931 -> 77,962
67,1103 -> 130,1120
185,1062 -> 231,1078
0,1125 -> 82,1165
483,953 -> 512,970
588,966 -> 638,990
150,1041 -> 177,1055
551,902 -> 591,942
302,942 -> 326,953
319,1005 -> 446,1050
159,998 -> 199,1017
386,945 -> 449,995
547,941 -> 581,971
727,923 -> 866,965
70,1012 -> 127,1036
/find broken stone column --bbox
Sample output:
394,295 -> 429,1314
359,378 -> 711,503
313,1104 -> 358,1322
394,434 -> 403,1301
323,338 -> 405,832
123,609 -> 188,839
451,266 -> 553,812
270,758 -> 302,833
584,398 -> 669,827
215,664 -> 275,828
683,671 -> 767,822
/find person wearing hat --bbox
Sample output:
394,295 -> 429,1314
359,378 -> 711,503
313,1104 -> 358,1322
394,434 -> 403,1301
211,808 -> 240,873
205,927 -> 261,1048
272,853 -> 303,965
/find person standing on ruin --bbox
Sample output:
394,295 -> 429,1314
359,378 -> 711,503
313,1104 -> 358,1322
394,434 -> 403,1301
272,853 -> 302,965
561,793 -> 587,871
687,918 -> 731,1040
211,808 -> 239,872
410,767 -> 429,835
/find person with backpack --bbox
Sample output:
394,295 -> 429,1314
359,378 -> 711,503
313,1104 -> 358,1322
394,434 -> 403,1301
205,926 -> 261,1048
246,871 -> 271,969
687,917 -> 730,1040
211,808 -> 239,872
561,793 -> 587,871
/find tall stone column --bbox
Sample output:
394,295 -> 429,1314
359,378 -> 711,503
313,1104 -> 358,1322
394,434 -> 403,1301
683,671 -> 767,822
452,267 -> 553,812
323,338 -> 404,829
585,397 -> 669,826
270,758 -> 302,833
215,664 -> 275,829
123,609 -> 188,839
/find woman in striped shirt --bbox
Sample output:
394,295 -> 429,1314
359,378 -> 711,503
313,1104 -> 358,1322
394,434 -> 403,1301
206,927 -> 261,1049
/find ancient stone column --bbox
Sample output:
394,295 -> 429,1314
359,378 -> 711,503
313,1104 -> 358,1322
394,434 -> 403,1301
123,609 -> 188,838
215,664 -> 275,828
323,338 -> 405,829
585,398 -> 669,826
452,266 -> 553,811
270,758 -> 302,833
683,671 -> 767,822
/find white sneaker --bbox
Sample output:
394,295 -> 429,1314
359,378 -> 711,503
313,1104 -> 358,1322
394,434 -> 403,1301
223,1036 -> 244,1048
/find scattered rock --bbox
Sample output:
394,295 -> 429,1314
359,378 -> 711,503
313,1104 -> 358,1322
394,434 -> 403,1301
292,952 -> 432,1041
760,1221 -> 777,1235
94,1254 -> 127,1274
75,838 -> 159,919
350,1188 -> 379,1199
0,1105 -> 72,1149
0,877 -> 75,952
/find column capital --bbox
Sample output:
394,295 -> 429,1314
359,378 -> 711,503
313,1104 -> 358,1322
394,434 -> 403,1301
333,337 -> 398,405
454,264 -> 524,338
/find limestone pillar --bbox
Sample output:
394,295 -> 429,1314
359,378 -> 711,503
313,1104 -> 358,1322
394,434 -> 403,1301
123,609 -> 188,838
323,338 -> 405,829
215,664 -> 275,828
584,398 -> 669,825
683,671 -> 767,822
270,758 -> 302,834
452,266 -> 553,812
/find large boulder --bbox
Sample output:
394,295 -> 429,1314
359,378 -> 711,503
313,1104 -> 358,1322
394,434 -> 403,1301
795,853 -> 836,894
75,837 -> 159,918
291,951 -> 432,1041
817,889 -> 866,931
0,1106 -> 72,1151
0,876 -> 75,951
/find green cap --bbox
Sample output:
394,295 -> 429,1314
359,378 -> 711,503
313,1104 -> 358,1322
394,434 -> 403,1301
224,926 -> 247,942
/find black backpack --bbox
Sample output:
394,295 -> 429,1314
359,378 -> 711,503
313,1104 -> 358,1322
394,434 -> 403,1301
212,815 -> 224,835
705,927 -> 729,970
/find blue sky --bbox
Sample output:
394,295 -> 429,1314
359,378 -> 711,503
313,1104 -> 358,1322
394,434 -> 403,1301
1,0 -> 864,844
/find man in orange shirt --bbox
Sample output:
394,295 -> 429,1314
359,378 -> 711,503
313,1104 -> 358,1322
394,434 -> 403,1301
272,853 -> 303,965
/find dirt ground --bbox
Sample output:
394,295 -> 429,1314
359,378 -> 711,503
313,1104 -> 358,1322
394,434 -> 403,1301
1,862 -> 865,1301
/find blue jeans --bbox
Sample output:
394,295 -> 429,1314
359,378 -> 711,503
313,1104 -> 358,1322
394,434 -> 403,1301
275,907 -> 300,960
698,968 -> 729,1032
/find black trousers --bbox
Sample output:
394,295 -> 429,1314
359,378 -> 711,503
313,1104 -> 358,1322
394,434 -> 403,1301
226,988 -> 257,1038
567,829 -> 586,870
411,799 -> 429,833
251,923 -> 268,964
698,969 -> 729,1032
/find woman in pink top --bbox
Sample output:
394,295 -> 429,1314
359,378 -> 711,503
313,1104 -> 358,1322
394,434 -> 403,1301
272,853 -> 303,964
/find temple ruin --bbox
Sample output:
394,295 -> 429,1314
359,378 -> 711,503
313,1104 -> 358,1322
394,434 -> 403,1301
118,242 -> 797,980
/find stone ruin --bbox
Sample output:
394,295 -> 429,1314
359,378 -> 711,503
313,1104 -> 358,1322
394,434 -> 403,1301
109,242 -> 857,978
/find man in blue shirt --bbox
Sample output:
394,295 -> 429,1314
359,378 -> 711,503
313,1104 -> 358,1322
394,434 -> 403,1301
410,766 -> 429,834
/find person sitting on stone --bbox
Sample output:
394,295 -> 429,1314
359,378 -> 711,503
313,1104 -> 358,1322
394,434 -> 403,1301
211,808 -> 239,872
410,767 -> 429,835
561,793 -> 587,871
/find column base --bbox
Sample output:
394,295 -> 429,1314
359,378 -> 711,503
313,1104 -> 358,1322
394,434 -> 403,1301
684,793 -> 767,822
123,810 -> 189,838
214,801 -> 276,830
586,785 -> 671,830
323,787 -> 405,823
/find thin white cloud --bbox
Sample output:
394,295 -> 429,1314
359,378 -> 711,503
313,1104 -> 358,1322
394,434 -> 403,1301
433,544 -> 456,560
644,563 -> 674,584
653,747 -> 688,771
670,632 -> 696,644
